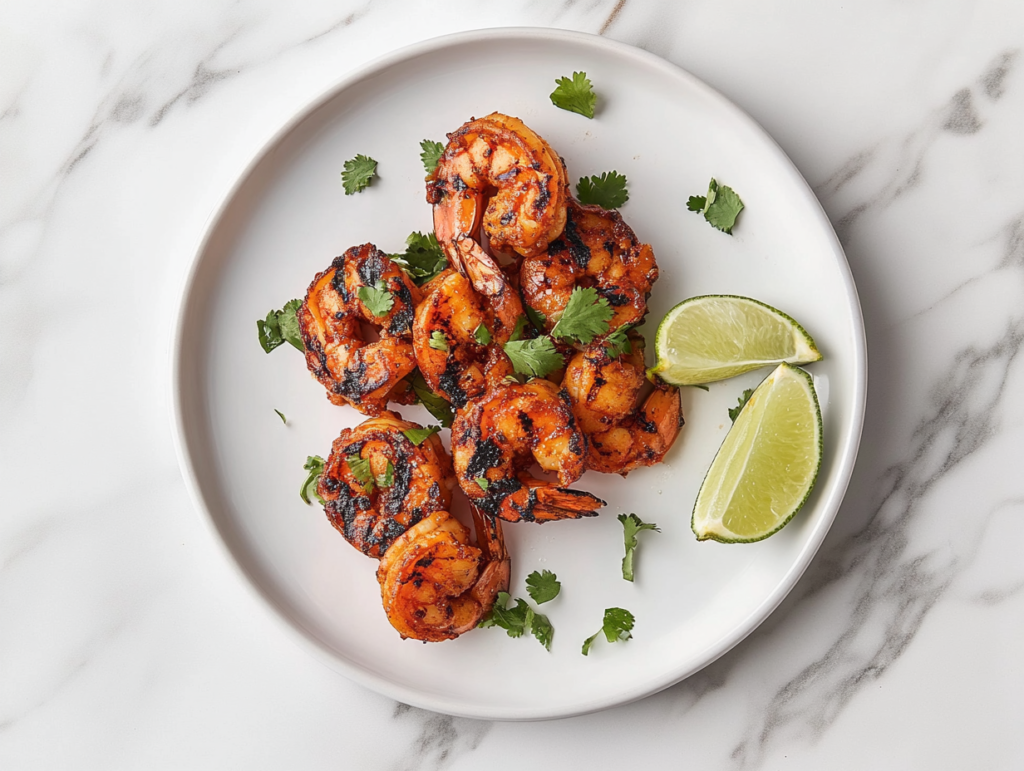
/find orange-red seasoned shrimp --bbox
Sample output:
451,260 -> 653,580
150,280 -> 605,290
520,199 -> 658,340
451,378 -> 605,522
317,413 -> 456,557
298,244 -> 422,415
377,507 -> 509,642
427,113 -> 569,300
412,269 -> 522,408
562,333 -> 683,475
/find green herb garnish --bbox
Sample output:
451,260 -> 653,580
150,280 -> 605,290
389,231 -> 448,286
357,280 -> 394,317
503,337 -> 565,379
478,591 -> 554,650
618,513 -> 660,582
581,607 -> 635,656
728,388 -> 755,423
300,455 -> 326,505
550,71 -> 596,119
576,171 -> 629,210
341,154 -> 378,195
419,139 -> 445,174
402,425 -> 441,445
257,299 -> 303,353
687,178 -> 744,234
428,330 -> 449,351
550,287 -> 614,344
525,569 -> 561,604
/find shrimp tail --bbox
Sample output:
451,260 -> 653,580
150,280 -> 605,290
467,505 -> 510,611
523,482 -> 605,522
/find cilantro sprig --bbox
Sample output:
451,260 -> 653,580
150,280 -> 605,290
389,231 -> 448,286
479,581 -> 557,650
581,607 -> 635,656
550,287 -> 614,344
428,330 -> 448,352
503,337 -> 565,379
300,455 -> 326,505
419,139 -> 445,174
576,171 -> 629,210
525,569 -> 561,604
550,71 -> 596,119
357,280 -> 394,317
604,325 -> 633,358
341,154 -> 378,195
274,409 -> 287,424
618,513 -> 660,582
687,178 -> 744,234
346,453 -> 375,491
257,299 -> 303,353
729,388 -> 754,423
410,371 -> 454,427
402,425 -> 441,445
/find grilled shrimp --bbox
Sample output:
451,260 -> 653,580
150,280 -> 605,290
563,333 -> 683,475
520,199 -> 659,339
451,378 -> 605,522
317,413 -> 456,557
412,269 -> 523,408
377,506 -> 509,642
428,113 -> 569,300
298,244 -> 422,415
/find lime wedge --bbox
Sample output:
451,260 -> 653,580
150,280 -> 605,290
648,295 -> 821,386
692,363 -> 822,543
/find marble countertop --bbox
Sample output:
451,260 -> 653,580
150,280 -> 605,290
3,1 -> 1023,768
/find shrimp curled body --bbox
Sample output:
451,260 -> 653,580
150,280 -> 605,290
317,413 -> 456,557
451,378 -> 605,522
298,244 -> 422,415
520,199 -> 659,339
377,508 -> 509,642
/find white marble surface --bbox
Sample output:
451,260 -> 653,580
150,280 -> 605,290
2,0 -> 1023,767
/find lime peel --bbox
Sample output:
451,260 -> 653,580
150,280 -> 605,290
649,295 -> 822,386
692,363 -> 822,543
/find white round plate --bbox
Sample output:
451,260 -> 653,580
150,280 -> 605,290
173,28 -> 866,721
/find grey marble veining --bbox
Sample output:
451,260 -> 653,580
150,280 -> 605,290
3,1 -> 1024,769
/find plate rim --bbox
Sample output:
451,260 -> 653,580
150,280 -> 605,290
170,25 -> 868,721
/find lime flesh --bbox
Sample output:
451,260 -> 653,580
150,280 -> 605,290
649,295 -> 821,386
692,363 -> 822,543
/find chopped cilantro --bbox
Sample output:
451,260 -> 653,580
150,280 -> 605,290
525,570 -> 560,604
525,304 -> 548,333
346,453 -> 375,491
688,178 -> 744,234
300,455 -> 326,506
508,315 -> 530,342
257,299 -> 303,353
617,513 -> 660,582
341,154 -> 377,195
503,337 -> 565,379
550,287 -> 614,344
410,370 -> 454,427
357,280 -> 394,317
576,171 -> 629,210
428,330 -> 449,351
475,477 -> 490,492
376,460 -> 394,489
389,231 -> 448,286
478,591 -> 554,650
473,323 -> 492,346
402,425 -> 441,445
581,607 -> 635,655
550,71 -> 596,119
604,325 -> 633,358
419,139 -> 445,174
729,388 -> 755,423
274,409 -> 287,424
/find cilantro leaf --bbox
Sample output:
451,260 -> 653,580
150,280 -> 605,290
257,299 -> 304,353
604,325 -> 633,358
503,337 -> 565,379
346,453 -> 375,492
341,154 -> 377,195
729,388 -> 755,423
576,171 -> 629,210
689,178 -> 744,234
525,304 -> 547,333
617,513 -> 660,582
274,409 -> 287,424
475,477 -> 490,492
550,71 -> 596,119
479,592 -> 553,650
300,455 -> 326,506
410,370 -> 454,427
357,280 -> 394,317
473,323 -> 492,346
509,315 -> 530,342
419,139 -> 445,174
389,231 -> 448,286
376,460 -> 394,489
550,287 -> 614,344
525,569 -> 560,604
402,425 -> 441,445
428,330 -> 449,351
581,607 -> 635,655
